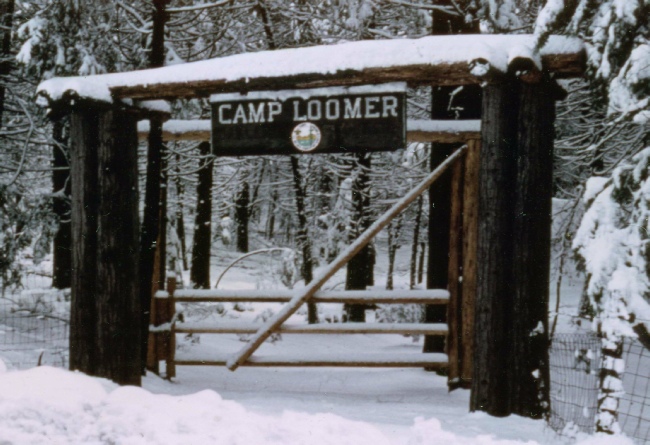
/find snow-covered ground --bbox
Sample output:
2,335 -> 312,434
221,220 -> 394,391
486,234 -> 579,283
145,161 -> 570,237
0,232 -> 638,444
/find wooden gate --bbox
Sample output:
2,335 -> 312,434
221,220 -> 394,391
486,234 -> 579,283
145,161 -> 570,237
149,143 -> 477,380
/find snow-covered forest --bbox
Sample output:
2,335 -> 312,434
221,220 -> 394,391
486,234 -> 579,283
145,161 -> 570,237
0,0 -> 649,444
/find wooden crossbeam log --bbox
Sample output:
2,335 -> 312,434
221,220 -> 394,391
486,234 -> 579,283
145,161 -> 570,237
37,35 -> 585,107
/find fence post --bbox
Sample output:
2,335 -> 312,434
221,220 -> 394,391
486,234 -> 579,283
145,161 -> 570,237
446,153 -> 464,384
166,276 -> 176,379
146,276 -> 176,376
460,138 -> 480,388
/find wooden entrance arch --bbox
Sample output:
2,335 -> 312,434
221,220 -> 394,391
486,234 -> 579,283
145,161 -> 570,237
36,34 -> 585,416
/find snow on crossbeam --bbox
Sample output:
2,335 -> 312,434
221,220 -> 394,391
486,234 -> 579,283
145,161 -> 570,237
174,352 -> 449,368
137,119 -> 480,144
154,289 -> 450,304
37,35 -> 584,106
172,322 -> 448,335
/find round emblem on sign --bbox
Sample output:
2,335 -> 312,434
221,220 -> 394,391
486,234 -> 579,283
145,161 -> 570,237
291,122 -> 321,152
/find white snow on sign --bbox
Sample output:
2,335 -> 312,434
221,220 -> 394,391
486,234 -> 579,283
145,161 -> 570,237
36,34 -> 583,106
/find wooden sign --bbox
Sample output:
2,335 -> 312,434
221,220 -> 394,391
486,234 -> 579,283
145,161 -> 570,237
210,83 -> 406,156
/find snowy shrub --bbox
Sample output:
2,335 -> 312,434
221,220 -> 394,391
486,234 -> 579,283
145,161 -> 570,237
573,146 -> 650,433
574,147 -> 650,333
237,308 -> 282,344
376,303 -> 424,342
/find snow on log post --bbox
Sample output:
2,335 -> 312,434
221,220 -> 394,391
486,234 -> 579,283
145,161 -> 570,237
95,106 -> 142,386
471,76 -> 519,417
69,105 -> 100,376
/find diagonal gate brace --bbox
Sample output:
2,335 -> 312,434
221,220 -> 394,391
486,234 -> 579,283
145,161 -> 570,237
226,145 -> 467,371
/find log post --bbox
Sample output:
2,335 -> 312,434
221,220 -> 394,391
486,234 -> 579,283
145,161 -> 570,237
471,75 -> 558,417
142,114 -> 165,373
460,138 -> 480,387
446,157 -> 464,385
69,106 -> 100,376
424,144 -> 453,353
95,107 -> 141,386
470,77 -> 519,416
509,78 -> 556,417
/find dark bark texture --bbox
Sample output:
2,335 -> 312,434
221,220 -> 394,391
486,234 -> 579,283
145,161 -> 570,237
345,153 -> 373,322
69,106 -> 141,386
290,156 -> 317,323
235,182 -> 250,253
470,77 -> 555,419
471,79 -> 519,416
0,0 -> 15,121
140,0 -> 168,372
509,80 -> 554,417
95,109 -> 141,386
69,108 -> 100,375
52,118 -> 72,289
190,142 -> 213,289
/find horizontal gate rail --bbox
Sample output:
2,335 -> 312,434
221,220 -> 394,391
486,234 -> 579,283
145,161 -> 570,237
148,277 -> 451,375
154,289 -> 449,304
174,352 -> 449,368
160,321 -> 448,336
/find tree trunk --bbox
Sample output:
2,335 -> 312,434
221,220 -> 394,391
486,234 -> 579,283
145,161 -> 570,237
190,142 -> 213,289
409,195 -> 423,289
140,0 -> 168,373
52,118 -> 72,289
418,242 -> 425,284
95,108 -> 141,386
386,215 -> 402,291
345,153 -> 372,322
470,78 -> 519,416
174,156 -> 188,271
235,181 -> 250,253
0,0 -> 15,122
69,108 -> 100,376
290,156 -> 317,323
267,189 -> 277,240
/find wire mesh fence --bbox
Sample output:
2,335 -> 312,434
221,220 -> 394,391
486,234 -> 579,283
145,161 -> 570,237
620,337 -> 650,443
549,332 -> 650,444
0,289 -> 70,370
